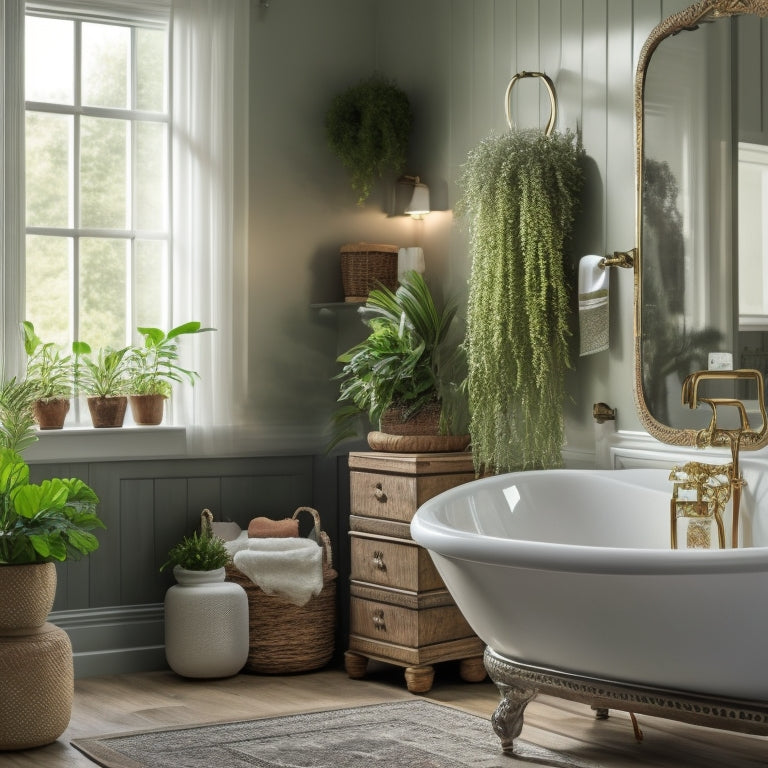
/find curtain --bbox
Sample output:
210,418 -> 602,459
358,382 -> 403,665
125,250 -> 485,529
1,0 -> 26,380
171,0 -> 250,455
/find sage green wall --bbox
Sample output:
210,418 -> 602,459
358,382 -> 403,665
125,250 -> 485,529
247,0 -> 696,461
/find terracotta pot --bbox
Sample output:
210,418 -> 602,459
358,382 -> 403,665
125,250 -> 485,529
129,394 -> 166,425
0,563 -> 74,749
32,398 -> 70,430
87,395 -> 127,428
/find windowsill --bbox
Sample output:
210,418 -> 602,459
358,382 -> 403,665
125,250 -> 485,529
24,425 -> 187,464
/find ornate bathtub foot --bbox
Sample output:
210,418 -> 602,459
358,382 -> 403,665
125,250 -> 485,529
404,665 -> 435,693
491,682 -> 538,753
459,656 -> 487,683
592,706 -> 610,720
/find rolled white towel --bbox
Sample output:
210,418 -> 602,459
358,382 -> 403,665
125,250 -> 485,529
230,537 -> 323,607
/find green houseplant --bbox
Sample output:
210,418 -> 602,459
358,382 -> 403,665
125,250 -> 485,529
331,270 -> 468,448
127,321 -> 214,425
0,388 -> 103,748
325,74 -> 413,205
73,343 -> 131,428
456,128 -> 584,475
22,321 -> 73,430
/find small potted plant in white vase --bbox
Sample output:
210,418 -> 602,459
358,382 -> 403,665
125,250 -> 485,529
160,509 -> 248,678
127,321 -> 214,426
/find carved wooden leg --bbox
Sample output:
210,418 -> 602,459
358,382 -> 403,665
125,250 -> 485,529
491,682 -> 538,753
344,651 -> 368,679
459,656 -> 487,683
592,706 -> 610,720
404,665 -> 435,694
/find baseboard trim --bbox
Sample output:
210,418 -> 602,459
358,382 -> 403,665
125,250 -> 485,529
51,604 -> 168,678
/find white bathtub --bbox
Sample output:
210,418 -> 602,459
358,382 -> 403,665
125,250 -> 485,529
410,467 -> 768,702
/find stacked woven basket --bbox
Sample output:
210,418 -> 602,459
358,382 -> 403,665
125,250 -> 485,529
340,242 -> 399,302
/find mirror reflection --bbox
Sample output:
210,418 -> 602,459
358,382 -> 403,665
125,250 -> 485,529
639,6 -> 768,439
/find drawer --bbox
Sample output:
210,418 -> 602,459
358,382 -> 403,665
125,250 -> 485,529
350,470 -> 475,524
349,596 -> 474,648
350,534 -> 444,592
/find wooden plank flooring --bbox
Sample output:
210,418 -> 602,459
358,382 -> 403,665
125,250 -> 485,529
0,661 -> 766,767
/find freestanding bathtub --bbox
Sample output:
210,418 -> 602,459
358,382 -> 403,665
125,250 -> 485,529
410,467 -> 768,752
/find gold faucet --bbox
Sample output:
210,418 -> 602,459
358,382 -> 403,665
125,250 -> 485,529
679,369 -> 767,547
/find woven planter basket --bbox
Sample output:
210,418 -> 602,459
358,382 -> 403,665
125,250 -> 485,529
379,401 -> 442,436
340,242 -> 399,302
225,507 -> 337,674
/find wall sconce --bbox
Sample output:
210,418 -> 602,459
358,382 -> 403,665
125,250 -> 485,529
397,175 -> 430,219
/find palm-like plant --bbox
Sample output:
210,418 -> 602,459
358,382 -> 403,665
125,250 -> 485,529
0,378 -> 38,454
331,271 -> 467,447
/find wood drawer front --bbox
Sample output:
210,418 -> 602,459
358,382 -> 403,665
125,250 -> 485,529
350,596 -> 474,648
350,535 -> 443,592
350,470 -> 475,523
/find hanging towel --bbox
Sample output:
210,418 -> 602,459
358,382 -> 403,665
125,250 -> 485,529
225,534 -> 323,606
578,254 -> 609,356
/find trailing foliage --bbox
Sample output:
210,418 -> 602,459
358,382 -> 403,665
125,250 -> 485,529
0,447 -> 103,565
456,129 -> 584,474
330,271 -> 467,448
325,75 -> 413,205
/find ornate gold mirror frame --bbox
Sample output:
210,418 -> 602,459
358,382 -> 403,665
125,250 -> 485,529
634,0 -> 768,448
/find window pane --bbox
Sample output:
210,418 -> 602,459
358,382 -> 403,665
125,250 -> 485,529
26,112 -> 72,228
79,238 -> 127,349
136,28 -> 166,112
25,16 -> 74,104
135,122 -> 167,231
81,22 -> 129,109
80,116 -> 127,229
135,240 -> 168,329
26,235 -> 72,346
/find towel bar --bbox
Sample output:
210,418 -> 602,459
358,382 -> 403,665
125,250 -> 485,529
504,71 -> 557,136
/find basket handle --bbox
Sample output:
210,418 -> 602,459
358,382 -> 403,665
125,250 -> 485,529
292,506 -> 333,569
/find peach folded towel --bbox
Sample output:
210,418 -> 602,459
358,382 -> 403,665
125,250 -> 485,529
247,516 -> 299,538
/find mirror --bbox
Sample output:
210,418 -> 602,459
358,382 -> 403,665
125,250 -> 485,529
635,0 -> 768,448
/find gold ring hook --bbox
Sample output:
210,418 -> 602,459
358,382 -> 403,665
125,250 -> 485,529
504,71 -> 558,136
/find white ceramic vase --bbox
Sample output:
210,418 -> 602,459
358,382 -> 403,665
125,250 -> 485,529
164,566 -> 249,678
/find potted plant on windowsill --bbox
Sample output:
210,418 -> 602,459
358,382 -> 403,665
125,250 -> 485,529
22,321 -> 73,430
330,270 -> 469,452
0,377 -> 104,748
126,321 -> 214,425
73,343 -> 131,428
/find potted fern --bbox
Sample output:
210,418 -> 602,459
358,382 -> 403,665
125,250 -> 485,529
331,270 -> 468,450
127,321 -> 214,425
456,128 -> 584,475
325,74 -> 413,205
161,509 -> 248,678
22,321 -> 73,430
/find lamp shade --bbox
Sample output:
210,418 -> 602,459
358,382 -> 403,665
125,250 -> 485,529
405,181 -> 430,218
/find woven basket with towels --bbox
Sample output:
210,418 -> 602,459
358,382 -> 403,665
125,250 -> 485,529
224,506 -> 337,674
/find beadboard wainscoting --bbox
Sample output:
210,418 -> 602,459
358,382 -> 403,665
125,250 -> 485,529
28,454 -> 349,678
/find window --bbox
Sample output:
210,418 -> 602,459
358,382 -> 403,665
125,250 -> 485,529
24,10 -> 170,352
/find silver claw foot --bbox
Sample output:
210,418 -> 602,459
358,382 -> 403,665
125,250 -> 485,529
491,682 -> 538,753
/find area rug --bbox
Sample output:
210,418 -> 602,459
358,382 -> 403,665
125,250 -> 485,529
72,699 -> 595,768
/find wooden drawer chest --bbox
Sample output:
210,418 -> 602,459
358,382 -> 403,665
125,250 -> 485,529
344,451 -> 486,693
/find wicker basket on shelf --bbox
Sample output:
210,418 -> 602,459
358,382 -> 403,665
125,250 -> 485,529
225,506 -> 337,674
340,242 -> 399,302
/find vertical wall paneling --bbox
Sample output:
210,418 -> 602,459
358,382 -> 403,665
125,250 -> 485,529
538,0 -> 562,130
120,478 -> 160,605
559,0 -> 584,134
492,0 -> 515,133
515,2 -> 542,131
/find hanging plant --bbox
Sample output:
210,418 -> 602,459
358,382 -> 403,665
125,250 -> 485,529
325,75 -> 413,205
456,128 -> 584,475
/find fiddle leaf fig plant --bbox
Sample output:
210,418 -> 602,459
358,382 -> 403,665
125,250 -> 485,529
456,128 -> 584,475
0,447 -> 103,565
325,74 -> 413,205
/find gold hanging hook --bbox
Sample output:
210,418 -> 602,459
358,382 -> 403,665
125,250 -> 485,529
505,71 -> 558,136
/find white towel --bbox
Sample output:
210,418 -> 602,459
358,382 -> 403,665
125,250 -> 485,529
226,534 -> 323,607
578,254 -> 609,356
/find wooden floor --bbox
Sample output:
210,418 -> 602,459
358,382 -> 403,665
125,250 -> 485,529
1,661 -> 767,767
